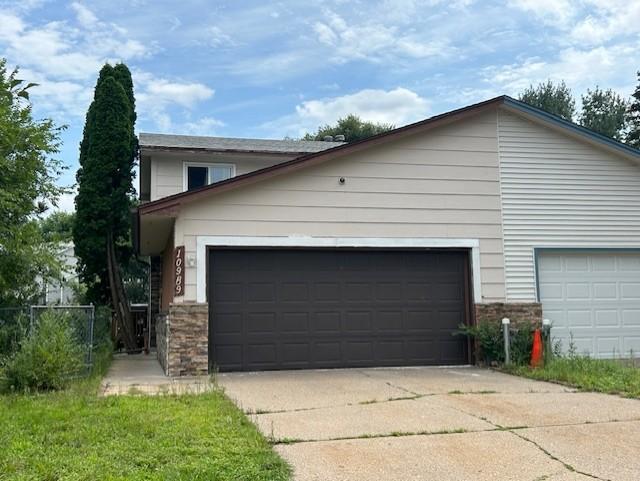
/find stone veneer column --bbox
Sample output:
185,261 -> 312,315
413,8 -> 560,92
474,302 -> 543,326
166,303 -> 209,377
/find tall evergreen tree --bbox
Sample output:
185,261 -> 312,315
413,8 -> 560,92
519,80 -> 576,121
626,71 -> 640,148
579,87 -> 628,140
73,64 -> 137,349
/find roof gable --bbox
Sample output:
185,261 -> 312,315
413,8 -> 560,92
139,95 -> 640,216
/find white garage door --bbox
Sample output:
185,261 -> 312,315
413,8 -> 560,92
538,251 -> 640,358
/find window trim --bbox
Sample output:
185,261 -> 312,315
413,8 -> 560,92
183,161 -> 236,191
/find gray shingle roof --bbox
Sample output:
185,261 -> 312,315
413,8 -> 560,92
139,132 -> 345,154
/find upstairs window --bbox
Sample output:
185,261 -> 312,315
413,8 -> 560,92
184,163 -> 235,191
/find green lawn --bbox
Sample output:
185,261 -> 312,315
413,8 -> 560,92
0,382 -> 290,481
506,356 -> 640,399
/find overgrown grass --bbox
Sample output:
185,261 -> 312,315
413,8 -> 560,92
0,344 -> 290,481
505,356 -> 640,399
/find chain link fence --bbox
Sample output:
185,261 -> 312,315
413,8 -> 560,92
31,305 -> 96,372
0,305 -> 97,374
0,307 -> 29,356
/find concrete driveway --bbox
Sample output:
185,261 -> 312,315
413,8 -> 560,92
218,366 -> 640,481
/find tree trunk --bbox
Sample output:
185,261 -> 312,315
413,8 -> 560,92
106,231 -> 137,351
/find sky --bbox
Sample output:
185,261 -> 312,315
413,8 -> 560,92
1,0 -> 639,212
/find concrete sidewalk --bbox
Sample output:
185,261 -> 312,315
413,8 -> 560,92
218,367 -> 640,481
100,353 -> 214,395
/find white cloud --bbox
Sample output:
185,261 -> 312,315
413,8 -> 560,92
0,12 -> 24,40
570,2 -> 640,45
484,43 -> 639,98
207,26 -> 238,48
70,2 -> 97,28
19,69 -> 91,117
143,79 -> 214,109
312,10 -> 451,63
177,117 -> 225,136
133,71 -> 216,131
263,87 -> 430,138
0,6 -> 151,122
507,0 -> 576,27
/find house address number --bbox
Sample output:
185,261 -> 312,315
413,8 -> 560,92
174,246 -> 185,296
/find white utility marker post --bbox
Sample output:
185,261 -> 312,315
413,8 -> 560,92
502,317 -> 511,365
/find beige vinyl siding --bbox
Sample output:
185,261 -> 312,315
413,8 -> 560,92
498,108 -> 640,301
149,150 -> 296,201
173,110 -> 506,303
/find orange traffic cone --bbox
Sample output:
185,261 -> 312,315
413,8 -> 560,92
530,328 -> 543,368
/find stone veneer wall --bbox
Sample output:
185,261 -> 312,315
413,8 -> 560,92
474,302 -> 543,326
166,303 -> 209,377
156,312 -> 168,374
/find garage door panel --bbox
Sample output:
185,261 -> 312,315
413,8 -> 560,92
213,312 -> 242,334
344,282 -> 371,301
621,283 -> 640,300
439,338 -> 467,363
623,336 -> 640,353
279,312 -> 309,333
313,341 -> 341,364
539,252 -> 640,359
246,312 -> 276,333
312,311 -> 341,333
539,282 -> 564,300
595,310 -> 619,327
375,311 -> 403,331
619,256 -> 640,271
344,311 -> 373,332
406,340 -> 437,362
593,283 -> 617,300
209,249 -> 469,371
405,310 -> 436,332
315,282 -> 341,301
623,309 -> 640,326
376,282 -> 403,300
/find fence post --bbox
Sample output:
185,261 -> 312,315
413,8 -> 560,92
502,317 -> 511,365
88,304 -> 95,371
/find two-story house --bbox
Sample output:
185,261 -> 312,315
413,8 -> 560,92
135,96 -> 640,377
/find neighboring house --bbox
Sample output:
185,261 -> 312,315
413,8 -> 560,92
40,242 -> 79,305
135,96 -> 640,376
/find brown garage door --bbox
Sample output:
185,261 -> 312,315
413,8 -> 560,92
208,249 -> 470,372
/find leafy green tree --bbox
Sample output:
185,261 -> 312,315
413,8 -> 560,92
302,114 -> 394,142
73,63 -> 138,349
626,71 -> 640,148
0,59 -> 66,305
579,87 -> 628,140
519,80 -> 577,120
39,211 -> 75,243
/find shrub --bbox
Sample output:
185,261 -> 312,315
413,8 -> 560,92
457,320 -> 536,366
0,310 -> 84,392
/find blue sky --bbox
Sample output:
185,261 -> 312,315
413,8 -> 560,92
1,0 -> 639,211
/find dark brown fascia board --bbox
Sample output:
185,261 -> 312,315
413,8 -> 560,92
139,145 -> 313,157
138,96 -> 507,216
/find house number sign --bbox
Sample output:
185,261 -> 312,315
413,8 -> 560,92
174,246 -> 185,296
